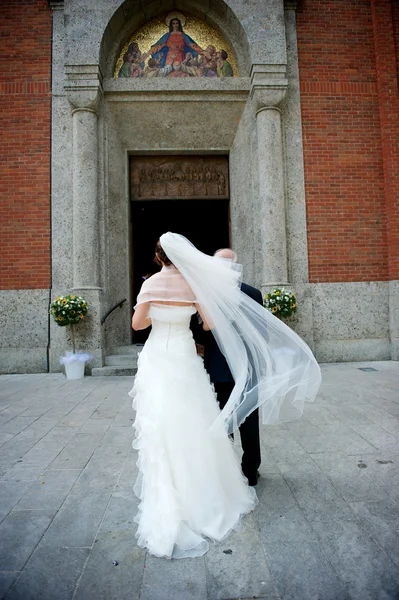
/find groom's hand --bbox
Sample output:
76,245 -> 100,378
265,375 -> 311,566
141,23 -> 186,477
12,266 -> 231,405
196,344 -> 204,357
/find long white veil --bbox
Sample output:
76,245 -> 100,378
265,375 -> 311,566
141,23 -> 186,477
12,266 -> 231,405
160,232 -> 321,435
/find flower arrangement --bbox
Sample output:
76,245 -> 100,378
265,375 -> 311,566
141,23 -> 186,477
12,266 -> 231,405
50,295 -> 88,354
264,288 -> 297,319
50,295 -> 88,326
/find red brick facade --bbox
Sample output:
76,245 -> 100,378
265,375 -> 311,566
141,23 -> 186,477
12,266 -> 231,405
0,1 -> 397,289
297,0 -> 399,282
0,0 -> 52,290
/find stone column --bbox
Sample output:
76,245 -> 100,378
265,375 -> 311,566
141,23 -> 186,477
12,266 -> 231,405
256,104 -> 287,288
64,86 -> 103,368
71,104 -> 99,288
252,85 -> 288,292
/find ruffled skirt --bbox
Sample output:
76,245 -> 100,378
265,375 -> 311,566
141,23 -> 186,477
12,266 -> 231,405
129,330 -> 257,559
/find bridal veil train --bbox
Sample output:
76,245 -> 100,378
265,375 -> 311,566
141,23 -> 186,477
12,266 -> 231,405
129,232 -> 321,559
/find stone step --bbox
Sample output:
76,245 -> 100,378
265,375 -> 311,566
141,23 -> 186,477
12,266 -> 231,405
105,354 -> 139,367
109,345 -> 143,356
91,366 -> 137,377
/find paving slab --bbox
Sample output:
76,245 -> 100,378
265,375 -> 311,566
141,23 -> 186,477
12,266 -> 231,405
263,540 -> 350,600
204,515 -> 278,599
5,546 -> 90,600
349,498 -> 399,567
0,509 -> 55,571
0,433 -> 14,449
254,474 -> 317,543
310,451 -> 390,503
16,469 -> 81,511
310,518 -> 399,600
49,431 -> 105,470
141,554 -> 208,600
39,490 -> 112,548
0,480 -> 35,524
0,571 -> 19,599
99,489 -> 139,534
0,363 -> 399,600
349,453 -> 399,502
0,416 -> 40,438
114,448 -> 139,492
279,461 -> 355,522
74,532 -> 145,600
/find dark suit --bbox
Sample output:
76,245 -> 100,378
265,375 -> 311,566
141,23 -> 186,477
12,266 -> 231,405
193,282 -> 262,485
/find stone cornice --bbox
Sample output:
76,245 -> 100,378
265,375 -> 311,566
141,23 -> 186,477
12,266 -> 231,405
103,76 -> 251,102
284,0 -> 302,9
47,0 -> 64,9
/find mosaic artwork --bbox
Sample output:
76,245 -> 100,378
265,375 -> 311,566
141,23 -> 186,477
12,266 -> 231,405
115,11 -> 238,79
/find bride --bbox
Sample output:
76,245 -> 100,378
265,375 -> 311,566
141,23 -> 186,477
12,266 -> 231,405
129,232 -> 321,559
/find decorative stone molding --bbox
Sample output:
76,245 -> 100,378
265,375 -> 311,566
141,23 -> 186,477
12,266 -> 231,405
47,0 -> 64,9
250,66 -> 288,111
65,65 -> 103,114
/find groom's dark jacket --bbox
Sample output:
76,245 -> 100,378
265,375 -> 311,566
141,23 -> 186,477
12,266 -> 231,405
192,282 -> 263,384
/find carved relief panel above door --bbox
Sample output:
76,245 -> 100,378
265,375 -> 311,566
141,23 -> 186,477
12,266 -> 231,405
130,156 -> 229,201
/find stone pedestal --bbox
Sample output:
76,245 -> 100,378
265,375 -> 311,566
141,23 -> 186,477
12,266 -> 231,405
389,281 -> 399,360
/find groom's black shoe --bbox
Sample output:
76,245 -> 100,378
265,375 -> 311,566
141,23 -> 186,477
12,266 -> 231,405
248,471 -> 260,486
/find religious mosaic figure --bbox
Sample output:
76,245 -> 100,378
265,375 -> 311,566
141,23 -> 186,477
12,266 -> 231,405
119,41 -> 150,78
150,15 -> 202,76
117,12 -> 235,79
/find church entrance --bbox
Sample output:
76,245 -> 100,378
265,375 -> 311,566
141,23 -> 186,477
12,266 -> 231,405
130,155 -> 230,341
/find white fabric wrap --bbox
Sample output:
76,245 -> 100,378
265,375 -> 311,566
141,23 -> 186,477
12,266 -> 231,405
140,232 -> 322,435
135,267 -> 196,306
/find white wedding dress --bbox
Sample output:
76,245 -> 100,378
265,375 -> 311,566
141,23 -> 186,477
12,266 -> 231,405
129,303 -> 257,559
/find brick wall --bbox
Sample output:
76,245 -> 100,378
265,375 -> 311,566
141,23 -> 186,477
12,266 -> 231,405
0,0 -> 52,290
0,1 -> 396,288
371,0 -> 399,280
296,0 -> 398,282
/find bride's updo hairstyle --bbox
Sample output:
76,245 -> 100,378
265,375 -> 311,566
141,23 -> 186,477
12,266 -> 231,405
154,239 -> 173,267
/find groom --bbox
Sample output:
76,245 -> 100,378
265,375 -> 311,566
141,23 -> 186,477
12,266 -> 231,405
194,248 -> 262,486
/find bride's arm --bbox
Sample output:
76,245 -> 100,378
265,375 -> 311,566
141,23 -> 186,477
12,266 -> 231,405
195,303 -> 212,331
132,302 -> 151,331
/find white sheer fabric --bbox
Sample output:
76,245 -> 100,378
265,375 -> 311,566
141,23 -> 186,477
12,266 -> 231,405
156,232 -> 322,435
136,266 -> 196,306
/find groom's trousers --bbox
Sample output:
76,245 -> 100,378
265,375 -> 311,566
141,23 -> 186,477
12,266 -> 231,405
213,382 -> 261,486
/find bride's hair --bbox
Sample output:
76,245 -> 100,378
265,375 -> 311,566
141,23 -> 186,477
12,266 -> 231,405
154,240 -> 173,267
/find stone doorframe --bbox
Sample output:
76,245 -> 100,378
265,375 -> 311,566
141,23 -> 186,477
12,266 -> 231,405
49,0 -> 313,371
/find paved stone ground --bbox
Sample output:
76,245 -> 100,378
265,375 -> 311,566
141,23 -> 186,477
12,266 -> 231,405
0,362 -> 399,600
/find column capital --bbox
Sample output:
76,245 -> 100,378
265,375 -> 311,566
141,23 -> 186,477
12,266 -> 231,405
250,66 -> 288,111
284,0 -> 302,10
251,86 -> 287,112
65,65 -> 103,114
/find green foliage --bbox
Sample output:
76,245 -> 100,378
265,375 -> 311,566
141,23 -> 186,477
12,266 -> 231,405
49,295 -> 88,327
264,288 -> 297,318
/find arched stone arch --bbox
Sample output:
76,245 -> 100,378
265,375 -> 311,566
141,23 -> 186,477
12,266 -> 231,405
99,0 -> 251,79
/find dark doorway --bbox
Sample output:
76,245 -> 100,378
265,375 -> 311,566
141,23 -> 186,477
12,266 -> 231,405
131,199 -> 230,342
